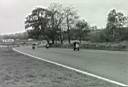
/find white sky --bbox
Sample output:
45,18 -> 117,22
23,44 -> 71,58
0,0 -> 128,34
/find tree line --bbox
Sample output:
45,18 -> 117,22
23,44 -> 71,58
25,3 -> 90,44
24,3 -> 128,44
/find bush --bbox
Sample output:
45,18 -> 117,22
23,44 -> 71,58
80,42 -> 126,51
50,41 -> 127,51
51,43 -> 73,48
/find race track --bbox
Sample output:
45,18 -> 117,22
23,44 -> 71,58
15,46 -> 128,85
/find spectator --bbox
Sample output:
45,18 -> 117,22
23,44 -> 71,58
73,41 -> 80,51
32,43 -> 36,50
45,43 -> 50,49
76,42 -> 80,51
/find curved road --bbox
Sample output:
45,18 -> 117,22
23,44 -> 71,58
15,46 -> 128,85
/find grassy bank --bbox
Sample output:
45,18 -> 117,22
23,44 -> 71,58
51,41 -> 128,51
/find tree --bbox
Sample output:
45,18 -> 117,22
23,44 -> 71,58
76,19 -> 90,42
106,9 -> 127,41
106,9 -> 117,41
64,7 -> 79,44
25,7 -> 52,41
48,3 -> 65,44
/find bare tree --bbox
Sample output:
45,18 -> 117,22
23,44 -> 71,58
64,7 -> 79,44
48,3 -> 65,44
76,19 -> 90,43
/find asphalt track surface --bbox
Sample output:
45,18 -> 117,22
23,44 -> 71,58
15,46 -> 128,85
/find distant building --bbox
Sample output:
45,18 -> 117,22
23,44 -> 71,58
2,39 -> 15,43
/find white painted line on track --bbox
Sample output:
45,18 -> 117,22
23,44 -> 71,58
13,48 -> 128,87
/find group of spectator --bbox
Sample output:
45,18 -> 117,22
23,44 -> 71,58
32,41 -> 80,51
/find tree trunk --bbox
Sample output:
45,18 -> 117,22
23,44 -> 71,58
52,39 -> 55,44
66,17 -> 71,44
60,34 -> 63,44
67,29 -> 71,44
46,39 -> 49,44
60,28 -> 63,44
79,36 -> 81,43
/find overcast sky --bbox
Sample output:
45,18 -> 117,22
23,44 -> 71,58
0,0 -> 128,34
